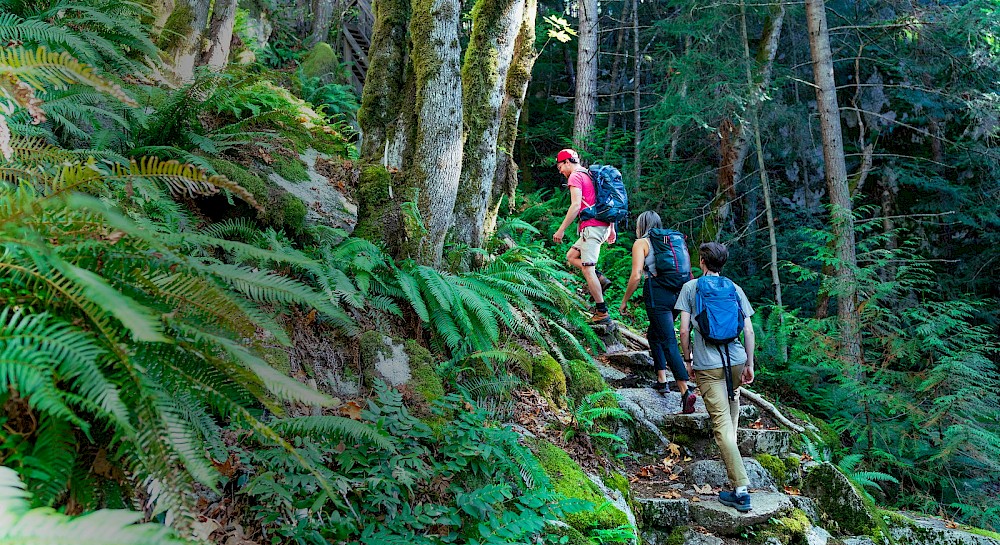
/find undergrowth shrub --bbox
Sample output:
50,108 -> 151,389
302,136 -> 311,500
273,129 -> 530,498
235,384 -> 587,544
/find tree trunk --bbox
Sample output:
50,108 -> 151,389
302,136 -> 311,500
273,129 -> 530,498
453,0 -> 528,249
668,36 -> 691,164
805,0 -> 863,366
358,0 -> 411,162
409,0 -> 463,265
200,0 -> 238,70
573,0 -> 598,151
166,0 -> 211,82
151,0 -> 176,34
483,0 -> 538,239
631,0 -> 640,180
308,0 -> 336,46
731,4 -> 785,186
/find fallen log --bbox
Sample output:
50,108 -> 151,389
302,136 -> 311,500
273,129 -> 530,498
741,388 -> 805,433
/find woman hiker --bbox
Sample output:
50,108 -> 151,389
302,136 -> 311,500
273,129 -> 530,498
618,211 -> 697,414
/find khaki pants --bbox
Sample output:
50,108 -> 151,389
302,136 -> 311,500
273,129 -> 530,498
693,365 -> 749,488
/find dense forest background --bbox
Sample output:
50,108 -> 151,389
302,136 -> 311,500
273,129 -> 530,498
0,0 -> 998,542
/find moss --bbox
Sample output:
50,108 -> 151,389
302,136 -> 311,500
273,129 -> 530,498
787,408 -> 842,453
158,1 -> 195,51
566,359 -> 609,402
206,157 -> 267,202
355,164 -> 395,243
755,453 -> 789,486
280,193 -> 308,234
273,155 -> 311,183
773,508 -> 811,543
546,523 -> 592,545
405,340 -> 444,403
601,471 -> 630,500
261,346 -> 291,376
802,462 -> 877,536
963,526 -> 1000,540
300,42 -> 340,80
671,433 -> 693,448
664,526 -> 688,545
535,440 -> 628,533
531,354 -> 567,405
358,331 -> 392,386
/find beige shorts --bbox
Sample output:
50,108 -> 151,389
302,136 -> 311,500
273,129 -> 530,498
573,225 -> 611,266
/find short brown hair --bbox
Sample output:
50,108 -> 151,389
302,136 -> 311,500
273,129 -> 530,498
699,242 -> 729,273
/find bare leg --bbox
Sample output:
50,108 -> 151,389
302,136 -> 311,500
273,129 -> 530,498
567,248 -> 605,304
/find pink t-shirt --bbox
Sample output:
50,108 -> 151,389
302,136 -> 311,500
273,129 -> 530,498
567,169 -> 611,231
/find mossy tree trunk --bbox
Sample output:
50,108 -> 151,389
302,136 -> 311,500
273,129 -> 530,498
358,0 -> 411,164
308,0 -> 336,46
408,0 -> 463,265
483,0 -> 538,238
200,0 -> 238,70
166,0 -> 211,82
452,0 -> 527,250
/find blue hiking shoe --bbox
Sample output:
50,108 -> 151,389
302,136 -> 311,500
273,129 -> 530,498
719,490 -> 752,512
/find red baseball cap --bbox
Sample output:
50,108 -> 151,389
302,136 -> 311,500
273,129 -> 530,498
556,148 -> 579,163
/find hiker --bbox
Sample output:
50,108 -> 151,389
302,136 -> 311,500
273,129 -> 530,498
617,211 -> 697,413
675,242 -> 756,512
552,148 -> 616,324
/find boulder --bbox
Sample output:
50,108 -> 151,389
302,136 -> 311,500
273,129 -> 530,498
683,458 -> 777,490
636,497 -> 689,528
359,331 -> 411,387
738,428 -> 794,457
791,495 -> 820,523
683,531 -> 725,545
606,350 -> 655,371
689,492 -> 794,535
888,515 -> 1000,545
595,361 -> 628,381
807,526 -> 834,545
268,148 -> 358,233
801,462 -> 877,536
588,473 -> 639,542
299,42 -> 340,83
591,321 -> 627,354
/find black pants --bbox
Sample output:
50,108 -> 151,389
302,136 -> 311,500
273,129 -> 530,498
645,279 -> 689,383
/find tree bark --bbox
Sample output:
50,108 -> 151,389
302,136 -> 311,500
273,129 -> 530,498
573,0 -> 598,151
357,0 -> 411,162
200,0 -> 239,70
631,0 -> 640,180
453,0 -> 528,249
805,0 -> 863,366
308,0 -> 336,46
731,4 -> 785,187
483,0 -> 538,239
409,0 -> 463,265
167,0 -> 211,82
604,0 -> 630,153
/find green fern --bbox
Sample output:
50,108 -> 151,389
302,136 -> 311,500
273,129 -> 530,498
0,466 -> 187,545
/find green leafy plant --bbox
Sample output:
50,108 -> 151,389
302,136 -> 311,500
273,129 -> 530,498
562,390 -> 632,455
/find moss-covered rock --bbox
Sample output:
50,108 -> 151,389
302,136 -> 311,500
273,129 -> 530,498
405,340 -> 444,403
566,359 -> 609,401
299,42 -> 340,81
358,331 -> 412,387
756,453 -> 789,486
801,462 -> 877,536
531,354 -> 567,405
770,508 -> 812,544
535,440 -> 629,533
273,155 -> 311,183
204,157 -> 308,235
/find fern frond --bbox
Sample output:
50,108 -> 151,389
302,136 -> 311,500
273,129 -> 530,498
270,416 -> 392,448
0,46 -> 135,106
106,157 -> 261,211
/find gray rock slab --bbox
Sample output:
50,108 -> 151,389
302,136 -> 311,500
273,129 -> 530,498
588,473 -> 639,539
636,497 -> 690,529
738,428 -> 794,457
791,495 -> 820,523
683,458 -> 777,490
889,515 -> 1000,545
802,462 -> 877,536
616,388 -> 758,436
606,350 -> 655,370
595,361 -> 628,381
807,526 -> 833,545
268,148 -> 357,233
842,537 -> 878,545
684,531 -> 725,545
689,492 -> 794,535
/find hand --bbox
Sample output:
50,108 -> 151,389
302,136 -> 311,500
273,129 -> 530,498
741,364 -> 755,385
553,230 -> 565,244
685,361 -> 693,377
619,301 -> 629,315
607,228 -> 617,244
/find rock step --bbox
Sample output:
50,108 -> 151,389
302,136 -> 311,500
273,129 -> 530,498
606,350 -> 654,370
637,492 -> 795,535
738,427 -> 794,457
617,387 -> 759,434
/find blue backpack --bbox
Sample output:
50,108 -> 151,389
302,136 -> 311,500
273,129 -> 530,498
579,165 -> 629,225
695,275 -> 745,399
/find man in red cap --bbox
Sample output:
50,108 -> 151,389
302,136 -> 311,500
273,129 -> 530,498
553,148 -> 616,323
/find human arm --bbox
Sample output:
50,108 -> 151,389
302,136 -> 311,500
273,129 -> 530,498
607,223 -> 617,244
679,310 -> 693,376
741,315 -> 755,384
619,239 -> 646,313
553,185 -> 583,243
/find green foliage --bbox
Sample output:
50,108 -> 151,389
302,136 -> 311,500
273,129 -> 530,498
562,390 -> 632,456
236,384 -> 584,544
0,466 -> 187,544
534,440 -> 630,534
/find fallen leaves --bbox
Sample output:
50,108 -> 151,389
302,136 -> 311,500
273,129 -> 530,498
783,485 -> 801,496
692,483 -> 714,494
668,442 -> 682,457
339,400 -> 364,420
657,490 -> 682,499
